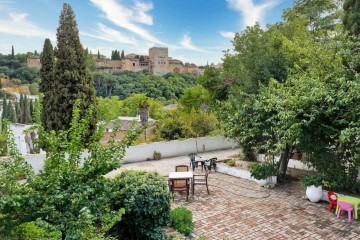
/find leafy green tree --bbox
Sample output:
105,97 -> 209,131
47,3 -> 97,140
179,85 -> 209,113
0,100 -> 143,239
343,0 -> 360,35
97,96 -> 123,122
20,95 -> 32,124
39,38 -> 54,130
85,53 -> 97,71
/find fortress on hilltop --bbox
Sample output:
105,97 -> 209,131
27,47 -> 218,75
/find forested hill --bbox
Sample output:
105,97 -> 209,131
0,50 -> 198,101
94,71 -> 198,100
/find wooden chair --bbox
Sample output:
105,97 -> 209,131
192,170 -> 209,195
175,165 -> 189,172
170,178 -> 190,201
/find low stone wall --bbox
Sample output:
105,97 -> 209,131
122,136 -> 237,163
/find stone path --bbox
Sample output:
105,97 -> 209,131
108,148 -> 360,240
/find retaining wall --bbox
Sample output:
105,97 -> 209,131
122,136 -> 237,163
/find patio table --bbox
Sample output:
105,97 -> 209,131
169,171 -> 193,180
336,195 -> 360,219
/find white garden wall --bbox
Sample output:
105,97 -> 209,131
122,136 -> 237,163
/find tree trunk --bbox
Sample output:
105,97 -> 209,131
278,144 -> 293,180
62,231 -> 66,240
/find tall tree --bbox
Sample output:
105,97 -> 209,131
343,0 -> 360,35
1,98 -> 7,120
47,3 -> 97,138
14,101 -> 20,123
7,102 -> 16,123
11,45 -> 14,59
21,95 -> 32,124
39,38 -> 54,131
97,50 -> 100,59
121,50 -> 125,59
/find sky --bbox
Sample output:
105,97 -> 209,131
0,0 -> 293,66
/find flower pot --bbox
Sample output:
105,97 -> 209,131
255,179 -> 268,187
306,185 -> 323,203
268,176 -> 277,185
292,152 -> 303,160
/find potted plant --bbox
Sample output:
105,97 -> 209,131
249,163 -> 271,186
302,175 -> 323,202
153,150 -> 161,160
267,163 -> 278,185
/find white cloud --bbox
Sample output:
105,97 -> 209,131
0,10 -> 54,39
180,33 -> 209,53
81,23 -> 138,45
219,31 -> 235,39
90,0 -> 166,45
226,0 -> 280,27
133,1 -> 153,25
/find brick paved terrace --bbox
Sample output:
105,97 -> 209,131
107,149 -> 360,240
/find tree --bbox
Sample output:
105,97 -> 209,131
39,38 -> 54,130
7,101 -> 16,122
97,50 -> 100,59
179,85 -> 209,113
21,95 -> 32,124
14,101 -> 20,122
121,50 -> 125,59
0,100 -> 144,239
11,45 -> 14,59
46,3 -> 97,140
1,98 -> 7,121
343,0 -> 360,35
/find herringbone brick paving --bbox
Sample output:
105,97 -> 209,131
108,149 -> 360,240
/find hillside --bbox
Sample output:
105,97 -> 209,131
0,78 -> 30,95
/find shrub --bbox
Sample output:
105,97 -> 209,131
301,175 -> 323,187
249,163 -> 272,180
226,159 -> 236,166
170,207 -> 193,236
109,170 -> 171,240
6,222 -> 60,240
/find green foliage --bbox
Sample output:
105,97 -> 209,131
0,132 -> 7,155
226,159 -> 236,166
249,163 -> 273,180
45,3 -> 97,139
0,98 -> 143,239
109,170 -> 171,240
170,207 -> 193,236
343,0 -> 360,35
301,175 -> 323,187
94,71 -> 198,100
179,85 -> 210,113
7,222 -> 60,240
28,83 -> 39,95
155,109 -> 218,140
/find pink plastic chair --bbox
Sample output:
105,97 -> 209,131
337,201 -> 354,222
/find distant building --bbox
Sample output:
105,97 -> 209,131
27,47 -> 218,76
27,56 -> 41,69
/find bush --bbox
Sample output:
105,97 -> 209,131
109,170 -> 171,240
0,133 -> 7,156
170,207 -> 193,236
249,163 -> 272,180
6,222 -> 60,240
301,175 -> 323,187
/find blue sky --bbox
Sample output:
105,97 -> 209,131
0,0 -> 293,66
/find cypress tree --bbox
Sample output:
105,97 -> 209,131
97,50 -> 100,59
15,101 -> 20,122
121,50 -> 125,59
29,100 -> 34,122
343,0 -> 360,35
21,95 -> 32,124
39,38 -> 54,131
11,45 -> 14,59
2,98 -> 8,120
7,101 -> 16,123
47,3 -> 97,137
19,94 -> 24,123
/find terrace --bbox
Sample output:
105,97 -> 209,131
108,149 -> 360,239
